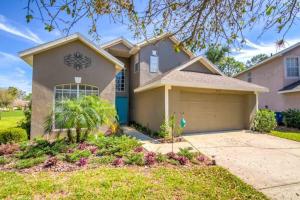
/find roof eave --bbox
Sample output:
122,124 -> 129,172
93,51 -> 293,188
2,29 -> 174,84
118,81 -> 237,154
278,88 -> 300,94
18,33 -> 124,70
134,80 -> 269,93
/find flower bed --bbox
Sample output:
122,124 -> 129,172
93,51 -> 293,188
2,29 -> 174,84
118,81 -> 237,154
0,134 -> 214,172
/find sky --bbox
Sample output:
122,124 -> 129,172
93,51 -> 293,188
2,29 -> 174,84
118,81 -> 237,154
0,1 -> 299,94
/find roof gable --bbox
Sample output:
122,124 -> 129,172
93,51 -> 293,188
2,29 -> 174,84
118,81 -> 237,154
130,33 -> 195,58
19,33 -> 124,70
176,56 -> 224,75
100,37 -> 133,50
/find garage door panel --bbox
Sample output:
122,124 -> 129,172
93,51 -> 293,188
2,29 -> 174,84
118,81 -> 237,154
178,91 -> 246,133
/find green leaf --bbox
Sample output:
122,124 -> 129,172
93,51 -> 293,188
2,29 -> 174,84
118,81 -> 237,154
174,45 -> 181,53
44,24 -> 54,32
26,15 -> 33,23
266,6 -> 275,16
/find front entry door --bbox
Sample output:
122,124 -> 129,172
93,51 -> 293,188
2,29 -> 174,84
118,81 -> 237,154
116,96 -> 128,124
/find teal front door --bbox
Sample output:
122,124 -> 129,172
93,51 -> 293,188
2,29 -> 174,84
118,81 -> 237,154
116,97 -> 128,124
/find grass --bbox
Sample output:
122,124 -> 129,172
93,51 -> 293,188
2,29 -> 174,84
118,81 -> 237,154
0,110 -> 24,130
270,130 -> 300,142
0,166 -> 268,200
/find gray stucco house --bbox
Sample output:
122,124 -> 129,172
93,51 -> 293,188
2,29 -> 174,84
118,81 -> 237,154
19,33 -> 267,138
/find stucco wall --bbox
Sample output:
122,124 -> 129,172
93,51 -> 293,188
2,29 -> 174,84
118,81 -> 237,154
181,61 -> 214,74
133,87 -> 165,132
169,87 -> 256,133
236,46 -> 300,111
31,40 -> 117,138
139,38 -> 191,86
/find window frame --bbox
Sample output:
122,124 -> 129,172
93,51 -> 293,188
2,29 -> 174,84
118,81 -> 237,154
285,56 -> 300,79
53,83 -> 99,130
116,68 -> 126,92
149,55 -> 159,73
134,54 -> 139,73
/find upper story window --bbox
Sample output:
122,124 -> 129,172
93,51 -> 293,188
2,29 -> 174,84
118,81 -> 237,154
247,72 -> 252,82
285,57 -> 299,78
134,54 -> 139,73
116,69 -> 125,92
150,50 -> 159,73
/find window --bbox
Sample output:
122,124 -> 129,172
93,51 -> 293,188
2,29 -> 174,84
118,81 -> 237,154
152,50 -> 157,56
134,54 -> 139,73
150,55 -> 159,73
247,72 -> 252,82
286,57 -> 299,78
54,84 -> 99,129
116,69 -> 125,92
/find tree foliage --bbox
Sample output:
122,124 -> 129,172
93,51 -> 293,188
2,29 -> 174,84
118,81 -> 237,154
218,57 -> 246,77
246,54 -> 269,67
25,0 -> 300,51
44,96 -> 117,143
205,45 -> 229,64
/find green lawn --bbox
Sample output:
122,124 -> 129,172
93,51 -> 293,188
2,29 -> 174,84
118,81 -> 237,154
0,110 -> 24,129
0,166 -> 267,200
270,130 -> 300,142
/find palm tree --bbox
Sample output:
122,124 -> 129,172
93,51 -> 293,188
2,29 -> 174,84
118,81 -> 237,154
44,96 -> 117,143
205,45 -> 230,64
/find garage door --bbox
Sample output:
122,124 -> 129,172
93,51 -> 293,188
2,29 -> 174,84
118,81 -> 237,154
179,91 -> 246,133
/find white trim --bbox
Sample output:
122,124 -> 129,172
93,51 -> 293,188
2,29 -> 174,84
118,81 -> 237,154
100,37 -> 134,49
278,88 -> 300,94
164,85 -> 171,125
134,79 -> 269,93
255,91 -> 259,111
175,56 -> 224,76
284,56 -> 300,79
19,33 -> 124,70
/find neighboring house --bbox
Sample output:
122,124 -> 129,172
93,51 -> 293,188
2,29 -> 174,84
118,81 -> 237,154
19,33 -> 267,138
235,43 -> 300,112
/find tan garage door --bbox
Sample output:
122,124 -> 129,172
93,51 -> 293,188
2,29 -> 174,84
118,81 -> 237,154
179,91 -> 246,133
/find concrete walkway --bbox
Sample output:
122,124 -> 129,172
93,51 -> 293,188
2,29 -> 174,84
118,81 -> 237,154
122,126 -> 198,153
183,130 -> 300,200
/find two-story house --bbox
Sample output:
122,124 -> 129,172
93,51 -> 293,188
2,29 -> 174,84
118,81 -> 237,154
19,33 -> 267,138
235,43 -> 300,112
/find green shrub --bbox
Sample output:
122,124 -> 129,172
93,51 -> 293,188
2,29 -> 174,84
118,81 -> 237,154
90,135 -> 141,157
65,150 -> 91,163
15,156 -> 46,169
251,109 -> 277,133
91,155 -> 115,165
0,156 -> 9,165
282,109 -> 300,129
156,153 -> 167,163
20,139 -> 72,159
177,148 -> 193,160
0,128 -> 27,144
125,152 -> 144,166
158,120 -> 169,138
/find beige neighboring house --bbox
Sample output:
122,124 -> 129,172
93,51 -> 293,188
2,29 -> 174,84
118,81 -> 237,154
19,33 -> 267,138
235,43 -> 300,112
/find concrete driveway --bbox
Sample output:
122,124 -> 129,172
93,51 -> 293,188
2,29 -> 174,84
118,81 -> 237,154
183,131 -> 300,200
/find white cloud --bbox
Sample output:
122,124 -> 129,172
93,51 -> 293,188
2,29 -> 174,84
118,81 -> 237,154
0,74 -> 31,93
0,15 -> 44,44
233,38 -> 300,62
0,51 -> 23,69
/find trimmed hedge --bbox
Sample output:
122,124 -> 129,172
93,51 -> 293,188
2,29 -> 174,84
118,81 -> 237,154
251,109 -> 277,133
282,109 -> 300,129
0,128 -> 27,144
